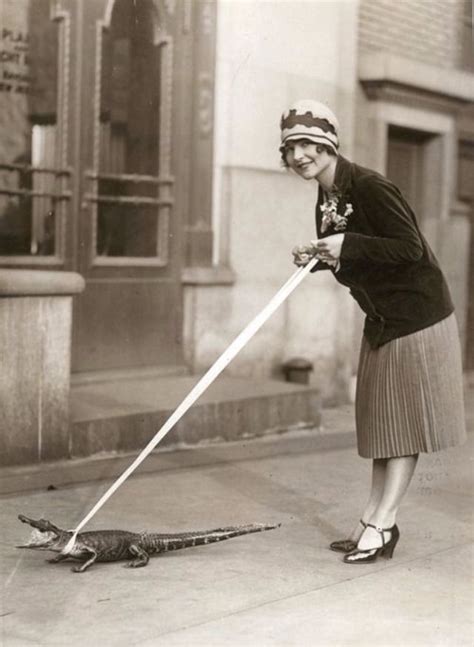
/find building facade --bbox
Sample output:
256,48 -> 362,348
1,0 -> 473,465
355,0 -> 474,371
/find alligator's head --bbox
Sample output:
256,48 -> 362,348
17,514 -> 71,553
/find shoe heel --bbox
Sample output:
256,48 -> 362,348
382,541 -> 396,559
381,527 -> 400,559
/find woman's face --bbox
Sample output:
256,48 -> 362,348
284,140 -> 332,181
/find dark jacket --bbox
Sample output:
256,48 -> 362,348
312,155 -> 454,348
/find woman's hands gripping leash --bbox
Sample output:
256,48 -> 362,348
292,234 -> 345,268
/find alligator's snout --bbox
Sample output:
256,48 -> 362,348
18,514 -> 34,525
18,513 -> 48,529
18,514 -> 62,533
17,514 -> 65,550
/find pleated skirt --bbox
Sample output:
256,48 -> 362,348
356,313 -> 466,459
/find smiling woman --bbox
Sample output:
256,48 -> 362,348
279,102 -> 339,187
280,99 -> 466,565
283,141 -> 336,184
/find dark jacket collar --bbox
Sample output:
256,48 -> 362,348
332,155 -> 353,196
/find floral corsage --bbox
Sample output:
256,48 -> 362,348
320,194 -> 353,233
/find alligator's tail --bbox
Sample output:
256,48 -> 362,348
142,523 -> 280,553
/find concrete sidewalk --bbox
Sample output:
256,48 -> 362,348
1,402 -> 472,647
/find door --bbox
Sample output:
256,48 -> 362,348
71,0 -> 185,374
386,125 -> 442,245
386,126 -> 423,220
458,140 -> 474,370
0,0 -> 188,376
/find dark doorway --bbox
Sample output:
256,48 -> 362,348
458,140 -> 474,369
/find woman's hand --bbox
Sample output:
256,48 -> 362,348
311,234 -> 345,262
291,244 -> 315,267
292,234 -> 345,267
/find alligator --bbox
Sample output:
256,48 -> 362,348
17,514 -> 280,572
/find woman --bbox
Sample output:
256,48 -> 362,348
280,100 -> 466,563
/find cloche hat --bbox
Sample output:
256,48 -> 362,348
280,100 -> 339,154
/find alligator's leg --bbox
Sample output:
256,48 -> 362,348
72,550 -> 98,573
124,545 -> 149,568
47,554 -> 69,564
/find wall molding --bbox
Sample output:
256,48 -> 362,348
359,52 -> 474,106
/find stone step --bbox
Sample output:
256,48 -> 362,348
70,375 -> 321,459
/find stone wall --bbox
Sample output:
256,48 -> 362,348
358,0 -> 465,69
0,270 -> 84,466
182,0 -> 359,404
356,0 -> 474,363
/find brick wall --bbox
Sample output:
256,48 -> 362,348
358,0 -> 465,69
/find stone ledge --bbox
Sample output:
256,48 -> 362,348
68,375 -> 321,463
71,390 -> 321,458
359,51 -> 474,104
0,269 -> 85,296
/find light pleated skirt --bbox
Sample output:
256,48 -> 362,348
356,313 -> 466,458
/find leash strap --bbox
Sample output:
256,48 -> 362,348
64,257 -> 318,552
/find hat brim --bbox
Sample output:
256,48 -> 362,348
280,133 -> 338,154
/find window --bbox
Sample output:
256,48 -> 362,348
0,0 -> 66,261
91,0 -> 171,263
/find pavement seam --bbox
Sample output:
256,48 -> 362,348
134,540 -> 473,644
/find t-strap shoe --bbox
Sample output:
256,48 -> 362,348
329,519 -> 367,553
343,523 -> 400,564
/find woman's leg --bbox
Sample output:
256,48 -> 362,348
348,458 -> 387,541
357,454 -> 419,550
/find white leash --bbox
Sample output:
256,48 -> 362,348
64,257 -> 319,553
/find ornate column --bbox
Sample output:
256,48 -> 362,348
185,0 -> 217,267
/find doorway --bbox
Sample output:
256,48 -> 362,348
458,140 -> 474,370
71,0 -> 184,374
386,125 -> 427,223
0,0 -> 189,377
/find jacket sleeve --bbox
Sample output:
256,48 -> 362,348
310,260 -> 337,274
340,175 -> 423,264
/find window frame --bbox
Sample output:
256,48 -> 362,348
0,1 -> 71,267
